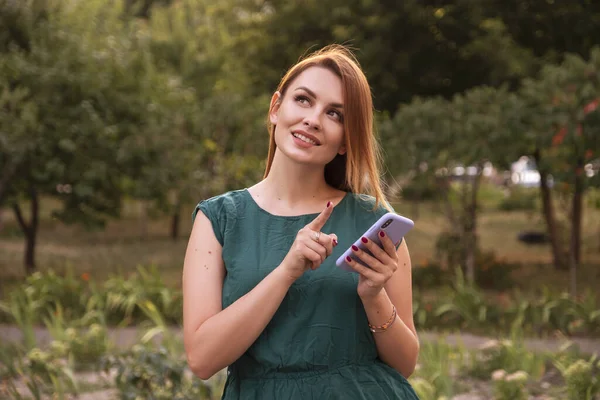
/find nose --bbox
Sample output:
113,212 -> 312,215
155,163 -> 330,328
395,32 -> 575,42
302,109 -> 321,130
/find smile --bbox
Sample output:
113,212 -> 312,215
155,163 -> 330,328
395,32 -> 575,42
291,131 -> 321,146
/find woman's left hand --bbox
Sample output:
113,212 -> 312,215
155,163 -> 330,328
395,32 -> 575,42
345,231 -> 399,300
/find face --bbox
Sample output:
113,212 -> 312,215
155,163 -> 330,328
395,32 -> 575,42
269,66 -> 347,167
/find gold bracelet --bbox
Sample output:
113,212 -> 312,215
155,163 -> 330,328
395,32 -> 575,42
368,305 -> 397,333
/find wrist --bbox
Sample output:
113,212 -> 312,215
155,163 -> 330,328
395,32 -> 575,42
359,288 -> 387,306
274,263 -> 298,287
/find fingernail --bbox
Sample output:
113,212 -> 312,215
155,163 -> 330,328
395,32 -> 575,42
361,237 -> 368,244
351,245 -> 359,252
326,201 -> 332,208
346,256 -> 352,262
333,239 -> 338,246
379,231 -> 386,238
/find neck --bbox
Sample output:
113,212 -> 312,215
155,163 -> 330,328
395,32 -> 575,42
261,150 -> 333,205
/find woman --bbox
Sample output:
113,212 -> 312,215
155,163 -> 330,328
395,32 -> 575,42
183,44 -> 420,399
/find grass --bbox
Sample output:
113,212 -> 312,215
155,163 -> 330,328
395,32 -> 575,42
1,190 -> 599,296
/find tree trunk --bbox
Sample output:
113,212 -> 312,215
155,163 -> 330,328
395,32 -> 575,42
569,162 -> 585,297
571,165 -> 584,266
534,149 -> 565,270
12,187 -> 39,275
464,170 -> 482,284
0,160 -> 18,207
438,177 -> 458,228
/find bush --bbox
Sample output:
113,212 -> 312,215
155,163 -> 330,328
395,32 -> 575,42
491,370 -> 529,400
555,357 -> 600,400
102,344 -> 213,400
466,339 -> 545,380
434,232 -> 516,290
397,174 -> 439,202
0,268 -> 90,324
498,186 -> 538,211
474,251 -> 517,290
2,346 -> 79,399
412,264 -> 453,288
96,265 -> 183,326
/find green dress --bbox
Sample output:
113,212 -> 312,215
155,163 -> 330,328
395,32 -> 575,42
193,189 -> 419,400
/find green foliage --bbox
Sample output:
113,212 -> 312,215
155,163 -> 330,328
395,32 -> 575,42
508,288 -> 600,336
0,266 -> 183,329
554,357 -> 600,400
408,378 -> 437,400
0,268 -> 89,322
411,341 -> 463,398
491,370 -> 529,400
433,269 -> 500,331
102,344 -> 214,400
97,265 -> 183,326
433,234 -> 516,290
3,346 -> 79,400
44,306 -> 109,368
412,264 -> 453,288
412,271 -> 600,337
498,186 -> 539,211
466,339 -> 545,381
396,173 -> 439,202
0,342 -> 22,380
474,251 -> 517,290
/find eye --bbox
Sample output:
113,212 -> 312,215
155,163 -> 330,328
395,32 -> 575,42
294,95 -> 310,105
328,109 -> 344,122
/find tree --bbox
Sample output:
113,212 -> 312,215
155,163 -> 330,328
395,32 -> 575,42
0,0 -> 167,273
518,47 -> 600,294
129,0 -> 266,239
382,86 -> 510,283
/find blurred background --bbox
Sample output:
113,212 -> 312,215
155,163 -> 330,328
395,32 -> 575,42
0,0 -> 599,399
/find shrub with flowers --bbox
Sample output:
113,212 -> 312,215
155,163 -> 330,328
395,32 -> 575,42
491,369 -> 529,400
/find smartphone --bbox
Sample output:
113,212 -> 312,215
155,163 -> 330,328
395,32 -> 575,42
335,212 -> 414,272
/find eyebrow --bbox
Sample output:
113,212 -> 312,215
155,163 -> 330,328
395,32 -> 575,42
294,86 -> 344,109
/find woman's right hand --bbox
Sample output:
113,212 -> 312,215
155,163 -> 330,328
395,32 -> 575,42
279,201 -> 338,280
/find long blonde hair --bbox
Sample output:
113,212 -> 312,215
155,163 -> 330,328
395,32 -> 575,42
263,44 -> 390,210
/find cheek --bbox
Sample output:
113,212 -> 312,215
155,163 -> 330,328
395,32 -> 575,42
326,122 -> 345,145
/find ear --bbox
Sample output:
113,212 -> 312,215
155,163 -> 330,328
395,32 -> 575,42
269,91 -> 282,125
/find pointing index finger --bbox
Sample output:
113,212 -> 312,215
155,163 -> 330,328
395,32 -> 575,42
307,201 -> 334,231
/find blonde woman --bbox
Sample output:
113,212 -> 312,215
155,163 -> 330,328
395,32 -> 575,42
183,45 -> 420,399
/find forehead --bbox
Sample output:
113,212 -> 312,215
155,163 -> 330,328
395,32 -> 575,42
290,66 -> 343,104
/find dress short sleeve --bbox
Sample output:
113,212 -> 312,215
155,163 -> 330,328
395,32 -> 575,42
192,196 -> 228,246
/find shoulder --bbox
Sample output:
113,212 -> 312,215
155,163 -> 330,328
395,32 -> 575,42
345,192 -> 394,218
192,189 -> 248,246
192,189 -> 247,221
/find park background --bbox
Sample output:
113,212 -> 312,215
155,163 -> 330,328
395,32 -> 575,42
1,0 -> 600,399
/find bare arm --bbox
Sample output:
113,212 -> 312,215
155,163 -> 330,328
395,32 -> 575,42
182,212 -> 295,379
361,241 -> 419,377
345,238 -> 419,378
183,203 -> 335,379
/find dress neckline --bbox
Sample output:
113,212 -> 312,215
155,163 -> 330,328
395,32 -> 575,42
242,188 -> 350,219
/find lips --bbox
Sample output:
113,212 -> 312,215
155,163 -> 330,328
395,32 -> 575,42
291,130 -> 321,145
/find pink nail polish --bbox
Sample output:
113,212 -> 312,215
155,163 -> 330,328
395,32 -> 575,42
326,201 -> 332,208
333,239 -> 338,246
361,237 -> 368,244
379,231 -> 386,238
346,256 -> 352,263
351,245 -> 359,251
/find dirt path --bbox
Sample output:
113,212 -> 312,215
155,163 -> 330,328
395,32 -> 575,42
1,324 -> 599,355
